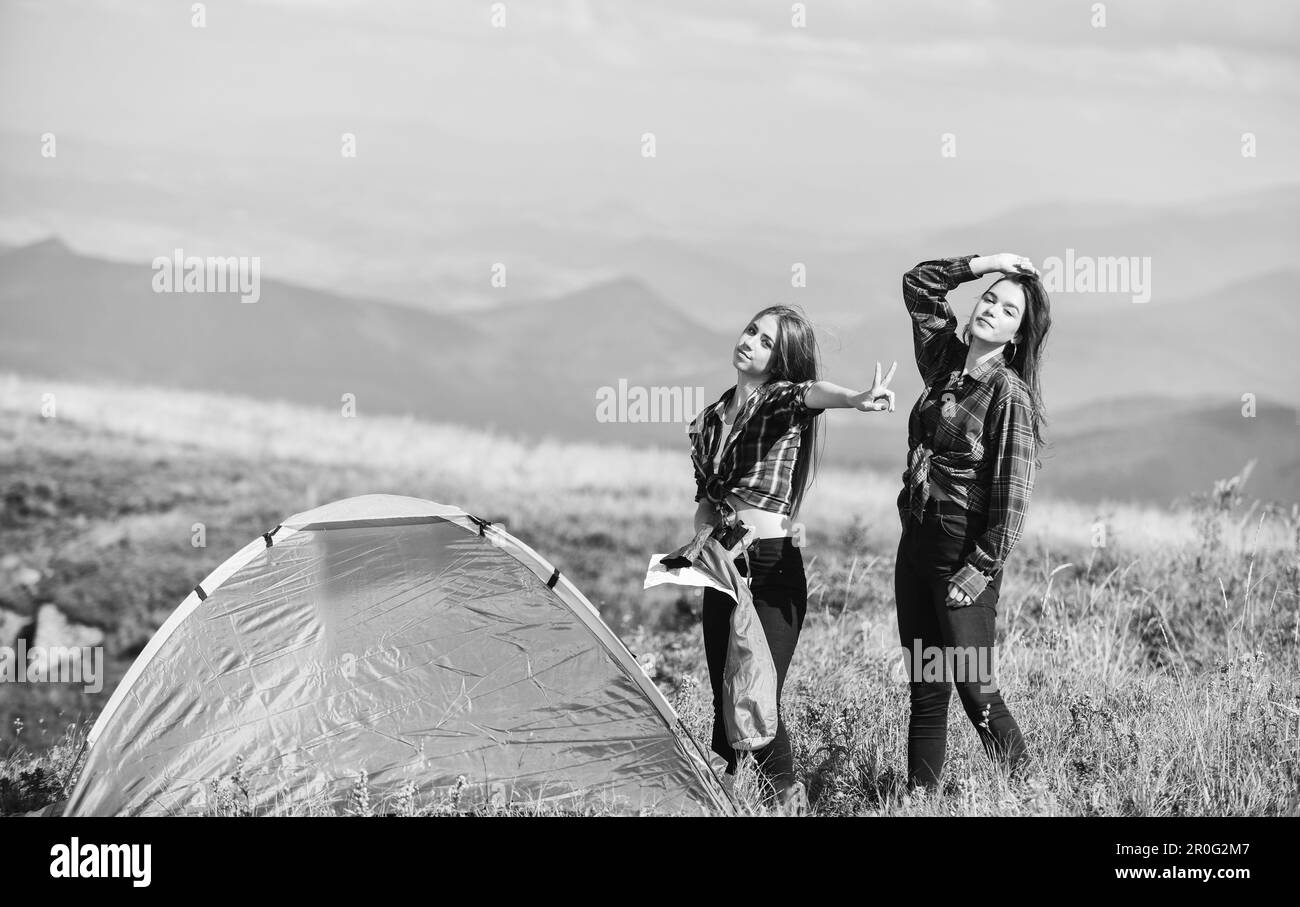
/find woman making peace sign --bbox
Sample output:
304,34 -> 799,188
688,304 -> 896,811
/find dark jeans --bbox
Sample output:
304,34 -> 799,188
702,537 -> 806,793
894,498 -> 1027,792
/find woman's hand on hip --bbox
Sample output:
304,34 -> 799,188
946,582 -> 973,608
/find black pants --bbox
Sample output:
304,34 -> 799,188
701,537 -> 807,793
894,498 -> 1027,791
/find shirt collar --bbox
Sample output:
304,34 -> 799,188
706,383 -> 763,423
961,346 -> 1005,383
701,388 -> 731,423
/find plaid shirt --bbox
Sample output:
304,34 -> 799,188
898,255 -> 1037,600
689,380 -> 823,517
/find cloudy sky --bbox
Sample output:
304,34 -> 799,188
1,0 -> 1297,289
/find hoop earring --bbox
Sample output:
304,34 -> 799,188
1005,341 -> 1017,361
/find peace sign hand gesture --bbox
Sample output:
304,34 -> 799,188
851,361 -> 898,413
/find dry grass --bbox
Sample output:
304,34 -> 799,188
2,371 -> 1298,816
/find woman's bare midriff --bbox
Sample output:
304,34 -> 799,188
694,495 -> 797,540
724,493 -> 797,539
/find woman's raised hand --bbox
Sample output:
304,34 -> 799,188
975,253 -> 1039,278
852,361 -> 898,413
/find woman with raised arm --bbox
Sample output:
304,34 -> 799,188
682,304 -> 896,813
894,253 -> 1051,795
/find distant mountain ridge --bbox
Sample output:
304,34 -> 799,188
0,238 -> 728,442
1,238 -> 1295,504
1037,394 -> 1299,506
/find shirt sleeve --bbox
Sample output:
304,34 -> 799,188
950,386 -> 1036,600
902,255 -> 980,386
688,410 -> 708,501
761,378 -> 824,420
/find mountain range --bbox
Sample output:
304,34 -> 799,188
1,231 -> 1296,504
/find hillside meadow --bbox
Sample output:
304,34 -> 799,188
1,372 -> 1298,816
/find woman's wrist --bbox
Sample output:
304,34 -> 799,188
694,500 -> 719,530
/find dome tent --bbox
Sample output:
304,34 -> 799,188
64,494 -> 731,816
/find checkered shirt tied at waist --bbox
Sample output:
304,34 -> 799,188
689,379 -> 824,518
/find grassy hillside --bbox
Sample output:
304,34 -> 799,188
1,373 -> 1298,815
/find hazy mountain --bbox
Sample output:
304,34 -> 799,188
1038,269 -> 1299,410
466,274 -> 733,438
0,238 -> 489,425
912,185 -> 1300,307
0,239 -> 727,447
1034,395 -> 1300,506
1,238 -> 1295,504
819,393 -> 1299,505
595,185 -> 1300,333
812,266 -> 1298,418
3,120 -> 1295,336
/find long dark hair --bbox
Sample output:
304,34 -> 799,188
752,304 -> 823,518
965,273 -> 1051,458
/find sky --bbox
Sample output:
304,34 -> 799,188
0,0 -> 1297,286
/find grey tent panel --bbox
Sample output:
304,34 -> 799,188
65,495 -> 730,816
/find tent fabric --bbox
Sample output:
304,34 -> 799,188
64,494 -> 732,816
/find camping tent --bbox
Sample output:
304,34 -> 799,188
64,494 -> 731,816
